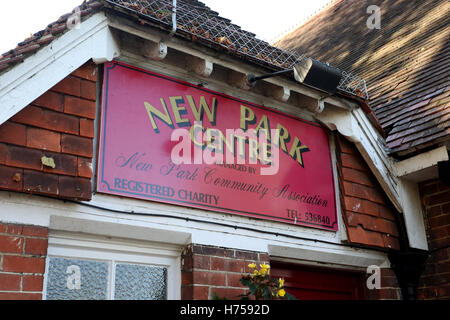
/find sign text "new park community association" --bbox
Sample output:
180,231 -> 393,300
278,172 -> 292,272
97,61 -> 337,230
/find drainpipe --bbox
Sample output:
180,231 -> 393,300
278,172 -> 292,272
168,0 -> 177,38
388,204 -> 429,300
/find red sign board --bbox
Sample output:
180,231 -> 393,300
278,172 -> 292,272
97,61 -> 338,230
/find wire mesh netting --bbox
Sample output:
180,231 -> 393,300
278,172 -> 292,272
105,0 -> 368,99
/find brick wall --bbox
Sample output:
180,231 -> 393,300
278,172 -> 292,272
335,134 -> 401,250
0,61 -> 97,201
181,244 -> 270,300
417,179 -> 450,299
366,268 -> 402,300
0,222 -> 48,300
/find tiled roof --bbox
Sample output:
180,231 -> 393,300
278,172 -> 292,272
0,0 -> 369,100
0,1 -> 103,75
275,0 -> 450,157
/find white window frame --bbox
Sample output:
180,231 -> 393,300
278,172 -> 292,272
43,231 -> 182,300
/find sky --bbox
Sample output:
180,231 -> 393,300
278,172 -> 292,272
0,0 -> 332,54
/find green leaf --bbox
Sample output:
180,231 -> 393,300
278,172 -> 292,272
286,293 -> 298,300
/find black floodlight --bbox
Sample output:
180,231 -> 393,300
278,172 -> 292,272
248,58 -> 343,94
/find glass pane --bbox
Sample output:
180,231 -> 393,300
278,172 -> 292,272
114,263 -> 167,300
46,257 -> 109,300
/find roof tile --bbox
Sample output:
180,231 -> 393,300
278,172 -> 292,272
276,0 -> 450,156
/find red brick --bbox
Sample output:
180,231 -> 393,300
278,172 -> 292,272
192,285 -> 210,300
182,271 -> 193,286
419,182 -> 439,196
61,134 -> 92,158
346,225 -> 385,248
72,62 -> 97,81
0,122 -> 26,146
443,203 -> 450,214
427,191 -> 450,206
211,257 -> 246,273
26,127 -> 61,152
22,225 -> 48,238
227,272 -> 245,288
336,135 -> 356,154
377,219 -> 400,237
80,118 -> 94,138
32,91 -> 64,112
6,224 -> 24,235
181,286 -> 193,300
428,214 -> 450,229
23,170 -> 58,196
64,96 -> 96,119
22,275 -> 44,292
5,145 -> 43,171
345,197 -> 377,216
344,182 -> 372,200
346,212 -> 377,230
430,237 -> 450,251
378,205 -> 396,221
0,292 -> 42,300
0,143 -> 7,165
425,205 -> 442,218
437,182 -> 450,192
42,152 -> 78,176
0,223 -> 7,233
52,76 -> 81,96
382,234 -> 400,250
434,261 -> 450,274
342,167 -> 374,187
58,176 -> 92,200
429,226 -> 448,240
341,153 -> 367,171
375,288 -> 401,300
0,234 -> 24,253
193,271 -> 226,286
0,165 -> 23,191
77,157 -> 92,178
234,250 -> 258,261
193,254 -> 211,270
25,238 -> 48,256
3,256 -> 46,273
81,80 -> 97,100
12,106 -> 79,135
258,253 -> 270,263
0,273 -> 21,291
193,245 -> 227,257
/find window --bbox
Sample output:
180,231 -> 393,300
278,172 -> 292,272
43,231 -> 181,300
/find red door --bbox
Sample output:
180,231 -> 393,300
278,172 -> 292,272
271,262 -> 366,300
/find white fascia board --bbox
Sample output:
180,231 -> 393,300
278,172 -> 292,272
316,107 -> 401,210
268,244 -> 389,270
316,107 -> 429,250
395,146 -> 449,180
397,179 -> 428,250
0,12 -> 120,126
49,215 -> 192,247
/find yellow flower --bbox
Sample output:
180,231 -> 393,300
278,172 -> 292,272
279,278 -> 285,288
277,289 -> 286,297
260,263 -> 270,270
253,270 -> 259,276
259,268 -> 267,276
248,263 -> 256,269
